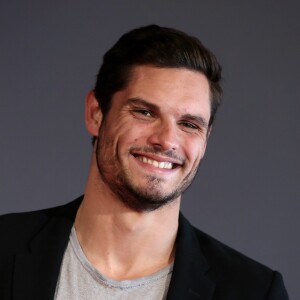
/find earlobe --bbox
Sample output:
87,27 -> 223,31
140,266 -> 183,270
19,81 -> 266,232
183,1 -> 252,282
85,91 -> 103,137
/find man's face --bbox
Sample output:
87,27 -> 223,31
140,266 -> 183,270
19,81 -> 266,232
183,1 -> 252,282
95,66 -> 211,212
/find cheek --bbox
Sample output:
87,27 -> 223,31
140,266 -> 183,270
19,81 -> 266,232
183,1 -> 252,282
185,139 -> 207,165
118,126 -> 150,147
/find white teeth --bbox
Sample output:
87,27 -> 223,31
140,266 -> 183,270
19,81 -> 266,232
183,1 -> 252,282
153,160 -> 159,167
158,162 -> 165,168
137,156 -> 173,169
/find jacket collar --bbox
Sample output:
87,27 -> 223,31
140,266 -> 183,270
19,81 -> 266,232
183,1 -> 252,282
166,213 -> 215,300
13,197 -> 82,300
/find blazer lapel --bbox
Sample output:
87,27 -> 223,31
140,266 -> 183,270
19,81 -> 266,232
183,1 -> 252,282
166,214 -> 215,300
12,198 -> 81,300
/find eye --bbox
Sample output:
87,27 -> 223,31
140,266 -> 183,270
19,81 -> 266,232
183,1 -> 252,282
139,109 -> 152,117
179,121 -> 199,130
132,109 -> 153,118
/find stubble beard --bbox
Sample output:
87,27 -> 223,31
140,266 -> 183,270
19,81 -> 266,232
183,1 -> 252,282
95,129 -> 200,212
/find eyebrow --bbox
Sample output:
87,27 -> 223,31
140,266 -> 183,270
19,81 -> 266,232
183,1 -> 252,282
126,97 -> 209,128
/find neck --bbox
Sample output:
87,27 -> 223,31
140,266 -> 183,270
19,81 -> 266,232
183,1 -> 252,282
74,155 -> 180,280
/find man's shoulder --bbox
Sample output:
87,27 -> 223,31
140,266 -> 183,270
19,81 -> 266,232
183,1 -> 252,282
192,224 -> 274,276
192,222 -> 288,297
0,197 -> 82,253
174,215 -> 289,298
178,213 -> 274,281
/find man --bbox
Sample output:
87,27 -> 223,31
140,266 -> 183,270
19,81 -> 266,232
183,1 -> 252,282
0,25 -> 288,299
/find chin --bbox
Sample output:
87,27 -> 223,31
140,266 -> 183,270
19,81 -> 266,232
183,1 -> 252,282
116,180 -> 182,212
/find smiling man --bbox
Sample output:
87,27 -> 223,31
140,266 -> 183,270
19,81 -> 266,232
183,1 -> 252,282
0,25 -> 288,299
90,66 -> 210,213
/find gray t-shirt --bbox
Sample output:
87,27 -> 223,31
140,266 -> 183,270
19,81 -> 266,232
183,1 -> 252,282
55,227 -> 173,300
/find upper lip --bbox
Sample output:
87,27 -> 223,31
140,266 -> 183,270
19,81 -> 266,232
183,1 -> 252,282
131,151 -> 184,166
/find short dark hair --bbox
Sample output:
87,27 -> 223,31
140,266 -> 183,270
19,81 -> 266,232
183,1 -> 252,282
94,24 -> 222,131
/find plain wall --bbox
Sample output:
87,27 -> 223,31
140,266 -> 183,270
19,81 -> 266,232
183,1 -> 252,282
1,1 -> 299,298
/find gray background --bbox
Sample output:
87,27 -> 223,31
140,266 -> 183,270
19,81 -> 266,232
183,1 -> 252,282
1,0 -> 299,298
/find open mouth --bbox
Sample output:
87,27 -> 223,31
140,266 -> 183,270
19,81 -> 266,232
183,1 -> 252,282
132,154 -> 180,170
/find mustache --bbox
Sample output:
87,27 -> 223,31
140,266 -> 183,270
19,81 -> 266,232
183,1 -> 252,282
129,146 -> 185,164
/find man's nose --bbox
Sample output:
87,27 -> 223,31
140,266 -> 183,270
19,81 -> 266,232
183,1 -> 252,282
147,120 -> 180,151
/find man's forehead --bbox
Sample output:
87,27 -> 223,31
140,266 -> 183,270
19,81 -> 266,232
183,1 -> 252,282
119,66 -> 211,113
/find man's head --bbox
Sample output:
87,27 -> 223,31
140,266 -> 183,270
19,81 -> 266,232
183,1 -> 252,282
86,25 -> 222,212
93,24 -> 222,132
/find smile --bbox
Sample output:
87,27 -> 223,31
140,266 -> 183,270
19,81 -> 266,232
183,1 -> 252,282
136,156 -> 173,169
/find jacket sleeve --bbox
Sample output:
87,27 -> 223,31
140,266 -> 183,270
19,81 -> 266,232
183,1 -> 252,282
266,271 -> 289,300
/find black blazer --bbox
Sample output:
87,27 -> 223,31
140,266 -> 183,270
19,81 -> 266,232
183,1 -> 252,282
0,196 -> 289,300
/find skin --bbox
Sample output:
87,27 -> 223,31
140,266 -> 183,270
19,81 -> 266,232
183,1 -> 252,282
75,65 -> 211,280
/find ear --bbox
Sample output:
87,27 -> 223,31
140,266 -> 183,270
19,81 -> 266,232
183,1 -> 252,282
85,91 -> 103,137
